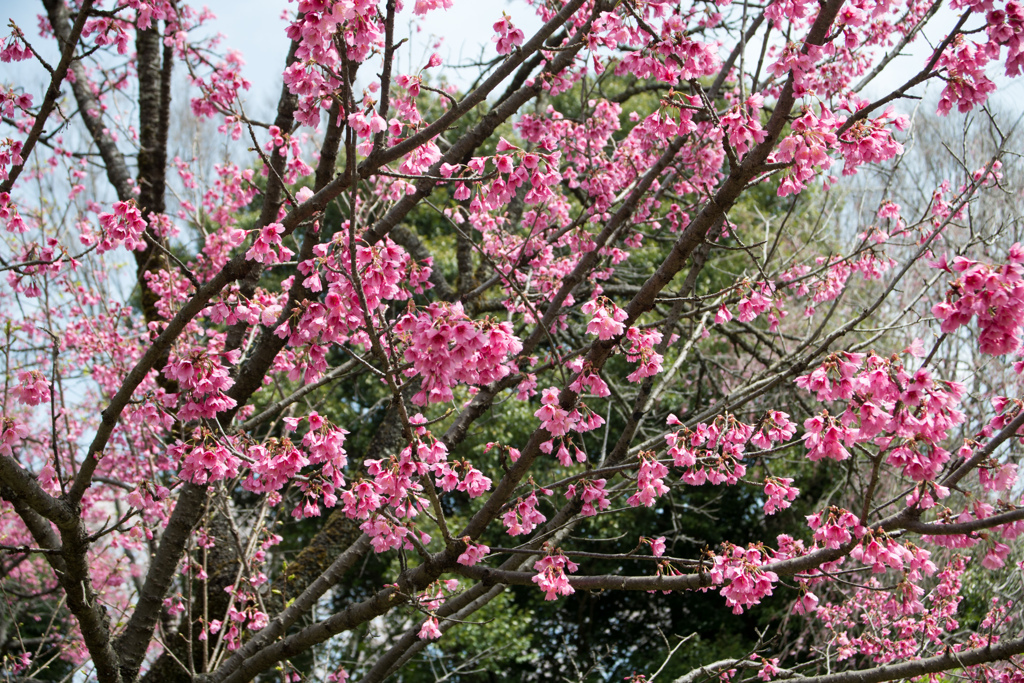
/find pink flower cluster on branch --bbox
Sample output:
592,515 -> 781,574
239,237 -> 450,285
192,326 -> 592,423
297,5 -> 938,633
712,544 -> 780,615
532,551 -> 579,601
396,302 -> 522,405
797,349 -> 965,482
665,411 -> 795,487
95,200 -> 147,253
931,244 -> 1024,355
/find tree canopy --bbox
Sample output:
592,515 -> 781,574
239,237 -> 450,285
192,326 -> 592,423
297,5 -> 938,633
0,1 -> 1023,682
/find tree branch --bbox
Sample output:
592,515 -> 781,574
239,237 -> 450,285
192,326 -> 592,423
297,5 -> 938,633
0,0 -> 95,194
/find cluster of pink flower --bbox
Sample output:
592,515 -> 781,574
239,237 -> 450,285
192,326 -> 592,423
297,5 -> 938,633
475,98 -> 695,310
756,657 -> 782,682
325,667 -> 350,683
462,145 -> 548,212
492,14 -> 525,56
532,552 -> 579,600
346,109 -> 387,155
989,1 -> 1024,77
283,60 -> 337,128
353,453 -> 430,546
628,451 -> 670,507
764,0 -> 817,28
767,41 -> 822,97
665,411 -> 793,488
418,617 -> 442,641
714,281 -> 780,329
261,129 -> 314,184
814,554 -> 961,665
534,387 -> 574,437
614,18 -> 721,83
82,17 -> 130,54
189,51 -> 250,120
281,0 -> 386,127
0,85 -> 31,119
279,413 -> 489,542
514,101 -> 615,214
711,544 -> 780,614
457,539 -> 490,567
412,0 -> 454,15
415,579 -> 461,640
623,326 -> 664,382
245,222 -> 294,265
796,349 -> 966,481
397,139 -> 442,177
549,440 -> 587,467
737,282 -> 778,323
772,106 -> 840,196
12,370 -> 50,406
807,507 -> 866,549
565,478 -> 610,517
981,540 -> 1014,571
503,489 -> 548,536
795,351 -> 863,401
95,200 -> 148,253
583,298 -> 628,340
284,233 -> 431,353
0,192 -> 26,234
173,432 -> 242,486
534,389 -> 605,465
568,363 -> 611,398
288,412 -> 349,515
721,94 -> 768,157
207,603 -> 269,652
163,350 -> 238,421
494,99 -> 688,299
936,35 -> 997,116
763,477 -> 799,515
808,256 -> 853,306
0,27 -> 31,63
783,249 -> 897,318
245,438 -> 311,496
791,590 -> 820,615
396,302 -> 522,405
851,531 -> 937,575
801,411 -> 852,462
931,244 -> 1024,355
0,417 -> 28,458
346,110 -> 387,140
362,516 -> 430,554
435,459 -> 492,498
752,411 -> 798,449
841,107 -> 907,175
126,481 -> 170,519
0,137 -> 24,184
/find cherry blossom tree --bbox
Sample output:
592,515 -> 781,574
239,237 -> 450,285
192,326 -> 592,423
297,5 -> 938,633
1,0 -> 1024,682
